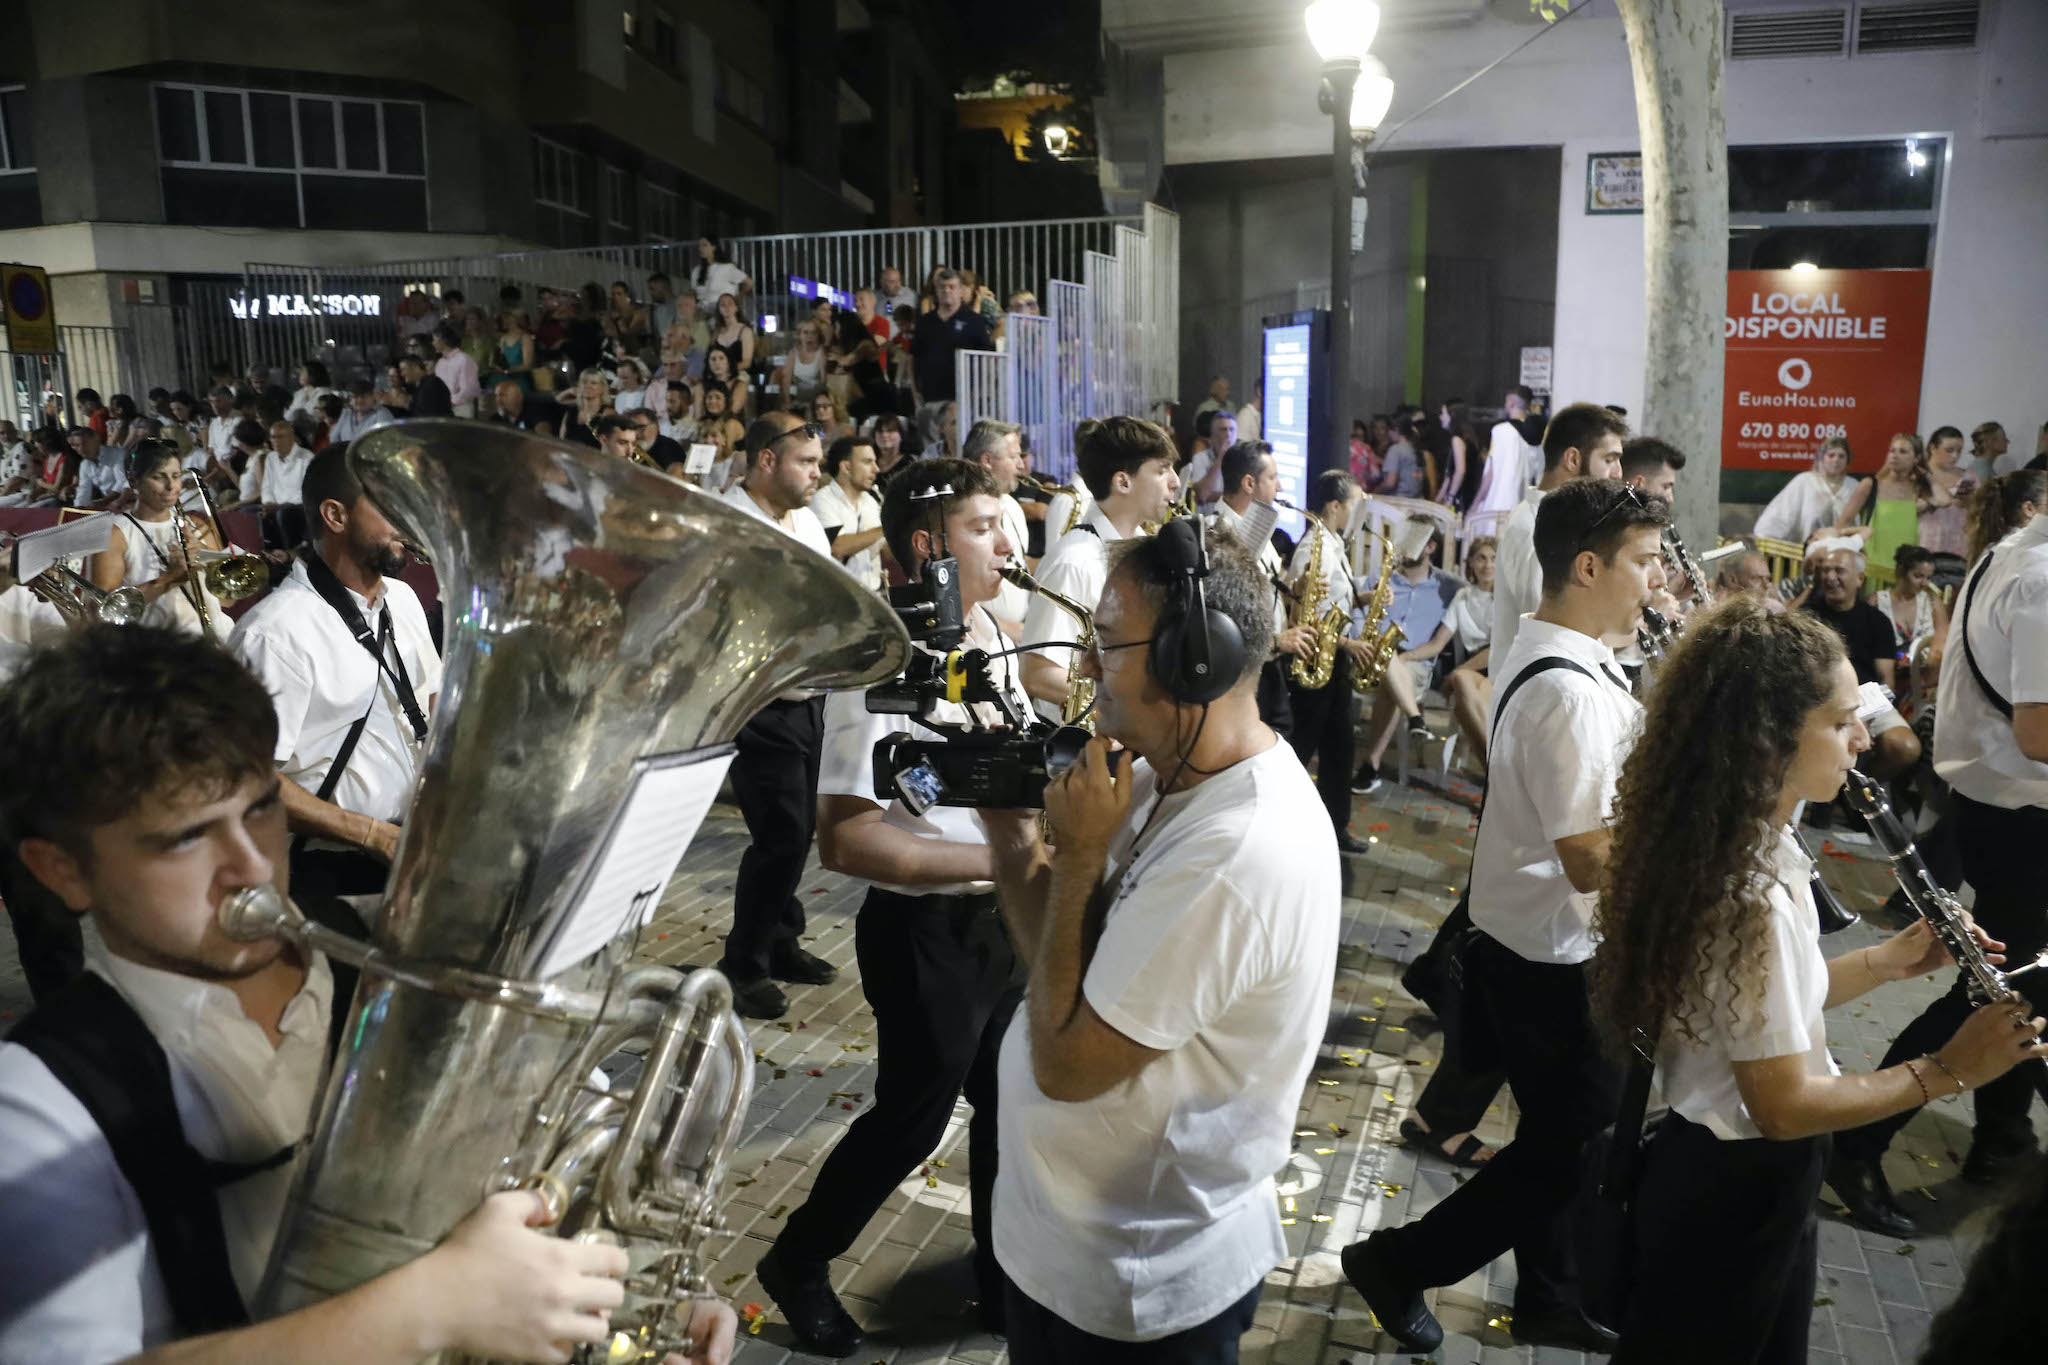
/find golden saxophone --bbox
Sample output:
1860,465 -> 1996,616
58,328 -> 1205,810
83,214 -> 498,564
1016,472 -> 1088,538
1283,508 -> 1349,690
1351,525 -> 1407,693
1000,562 -> 1097,730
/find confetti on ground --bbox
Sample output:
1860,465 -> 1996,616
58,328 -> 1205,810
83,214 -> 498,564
740,1302 -> 766,1335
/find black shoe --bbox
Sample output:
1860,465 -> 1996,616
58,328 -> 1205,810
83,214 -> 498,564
1406,713 -> 1433,739
1350,762 -> 1383,795
1340,1234 -> 1443,1352
727,973 -> 789,1020
756,1246 -> 865,1357
1961,1133 -> 2040,1187
1337,830 -> 1372,856
1827,1151 -> 1919,1236
1510,1307 -> 1617,1353
769,942 -> 838,986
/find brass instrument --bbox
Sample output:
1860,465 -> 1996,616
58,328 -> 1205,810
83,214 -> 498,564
1001,562 -> 1097,730
1140,482 -> 1197,537
1350,525 -> 1406,693
1016,472 -> 1090,538
238,420 -> 913,1363
1282,506 -> 1349,690
176,470 -> 268,609
28,562 -> 146,626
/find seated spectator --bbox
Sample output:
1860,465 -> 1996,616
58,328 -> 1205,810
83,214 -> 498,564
561,366 -> 612,447
1351,519 -> 1462,794
810,390 -> 851,447
646,270 -> 679,342
708,293 -> 756,404
311,391 -> 344,450
1441,535 -> 1497,770
285,360 -> 336,425
1798,546 -> 1921,787
74,388 -> 108,440
490,379 -> 557,437
695,347 -> 748,421
870,412 -> 910,486
68,425 -> 126,509
1875,542 -> 1950,657
238,419 -> 315,514
29,427 -> 75,507
613,357 -> 655,416
628,407 -> 686,471
658,382 -> 696,444
661,292 -> 711,380
398,354 -> 451,418
329,378 -> 396,446
1714,545 -> 1784,615
104,394 -> 143,451
213,418 -> 269,509
0,422 -> 32,506
772,321 -> 830,409
694,385 -> 745,478
1753,436 -> 1864,544
608,279 -> 652,358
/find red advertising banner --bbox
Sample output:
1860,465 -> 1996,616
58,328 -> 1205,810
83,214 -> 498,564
1723,268 -> 1931,473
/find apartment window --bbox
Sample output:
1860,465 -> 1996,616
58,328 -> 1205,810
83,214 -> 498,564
649,10 -> 678,66
603,164 -> 631,232
0,86 -> 32,172
720,65 -> 772,135
153,83 -> 427,230
644,181 -> 682,240
533,137 -> 589,215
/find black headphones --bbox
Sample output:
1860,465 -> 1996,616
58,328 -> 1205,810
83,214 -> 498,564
1148,515 -> 1246,706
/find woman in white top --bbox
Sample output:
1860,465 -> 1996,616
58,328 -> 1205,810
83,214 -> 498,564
1752,436 -> 1863,544
1441,535 -> 1496,772
1590,600 -> 2044,1364
771,321 -> 829,408
1873,542 -> 1948,653
284,360 -> 337,425
90,441 -> 231,639
690,236 -> 753,315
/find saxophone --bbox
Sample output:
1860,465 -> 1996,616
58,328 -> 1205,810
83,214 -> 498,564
234,420 -> 913,1363
1015,472 -> 1088,538
1351,526 -> 1406,693
1001,563 -> 1097,730
1285,510 -> 1349,689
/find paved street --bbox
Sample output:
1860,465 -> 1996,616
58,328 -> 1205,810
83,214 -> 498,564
2,750 -> 2037,1364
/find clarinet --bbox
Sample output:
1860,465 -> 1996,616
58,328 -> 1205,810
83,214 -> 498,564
1636,604 -> 1675,660
1791,825 -> 1860,934
1839,771 -> 2046,1006
1662,525 -> 1709,611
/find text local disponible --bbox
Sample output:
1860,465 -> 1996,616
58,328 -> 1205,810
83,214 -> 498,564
1726,290 -> 1890,341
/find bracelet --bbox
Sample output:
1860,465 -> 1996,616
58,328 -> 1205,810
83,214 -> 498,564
1903,1057 -> 1932,1106
1925,1053 -> 1965,1095
1862,946 -> 1885,988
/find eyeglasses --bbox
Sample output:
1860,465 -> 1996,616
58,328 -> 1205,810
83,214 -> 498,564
1090,636 -> 1154,665
1580,484 -> 1650,546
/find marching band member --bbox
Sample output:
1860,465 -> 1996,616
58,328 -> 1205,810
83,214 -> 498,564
1020,417 -> 1179,725
1344,480 -> 1666,1354
1282,469 -> 1372,853
0,628 -> 731,1364
1209,439 -> 1313,737
1589,599 -> 2043,1364
757,459 -> 1028,1356
1491,403 -> 1627,668
966,418 -> 1032,637
91,441 -> 231,641
981,521 -> 1338,1363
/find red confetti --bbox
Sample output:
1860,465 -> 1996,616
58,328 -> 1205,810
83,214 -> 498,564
841,1101 -> 855,1110
656,933 -> 670,940
807,1068 -> 824,1077
1369,822 -> 1390,832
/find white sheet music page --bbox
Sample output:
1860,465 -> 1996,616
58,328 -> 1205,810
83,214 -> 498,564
13,512 -> 118,582
1237,499 -> 1278,553
536,745 -> 736,979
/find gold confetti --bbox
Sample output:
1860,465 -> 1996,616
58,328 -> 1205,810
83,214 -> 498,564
1311,1214 -> 1333,1223
1314,1147 -> 1338,1155
1284,1196 -> 1297,1213
1279,1217 -> 1297,1225
1896,1244 -> 1916,1256
926,1175 -> 939,1188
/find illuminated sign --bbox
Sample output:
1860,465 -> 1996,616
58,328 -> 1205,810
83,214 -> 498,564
227,292 -> 384,320
1262,321 -> 1312,541
788,275 -> 854,309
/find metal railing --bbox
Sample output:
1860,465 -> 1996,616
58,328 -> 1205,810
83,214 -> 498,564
1006,314 -> 1055,481
1044,279 -> 1090,483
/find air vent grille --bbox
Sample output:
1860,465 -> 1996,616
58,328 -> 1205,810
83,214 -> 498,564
1730,9 -> 1849,59
1856,1 -> 1979,53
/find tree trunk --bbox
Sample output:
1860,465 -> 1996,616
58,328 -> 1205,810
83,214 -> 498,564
1617,0 -> 1728,552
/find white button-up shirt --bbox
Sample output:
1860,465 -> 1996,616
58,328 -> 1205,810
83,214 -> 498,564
808,477 -> 885,592
1211,498 -> 1288,635
1471,615 -> 1641,965
434,349 -> 481,409
1655,825 -> 1838,1141
205,414 -> 239,462
1752,469 -> 1858,544
0,926 -> 333,1359
1023,506 -> 1127,724
1934,514 -> 2048,810
989,490 -> 1031,626
1284,514 -> 1362,636
720,481 -> 835,701
1490,486 -> 1548,669
237,446 -> 314,508
230,558 -> 443,825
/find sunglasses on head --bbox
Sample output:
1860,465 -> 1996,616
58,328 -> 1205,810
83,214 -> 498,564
1580,484 -> 1650,546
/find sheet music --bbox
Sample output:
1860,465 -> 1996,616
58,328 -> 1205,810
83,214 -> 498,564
1236,499 -> 1278,552
12,512 -> 118,583
535,745 -> 736,979
684,442 -> 718,476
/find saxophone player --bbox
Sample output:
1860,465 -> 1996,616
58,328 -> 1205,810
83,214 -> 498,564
1283,470 -> 1373,854
0,627 -> 735,1364
1020,418 -> 1180,725
1210,439 -> 1314,738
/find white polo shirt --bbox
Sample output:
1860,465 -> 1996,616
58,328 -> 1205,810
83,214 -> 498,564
1471,615 -> 1641,965
808,477 -> 885,592
1657,825 -> 1838,1140
1935,513 -> 2048,810
1022,506 -> 1127,724
816,607 -> 1026,896
995,738 -> 1338,1342
230,558 -> 443,825
0,926 -> 332,1359
1490,486 -> 1548,669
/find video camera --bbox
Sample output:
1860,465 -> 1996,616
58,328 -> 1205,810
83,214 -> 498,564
867,544 -> 1090,816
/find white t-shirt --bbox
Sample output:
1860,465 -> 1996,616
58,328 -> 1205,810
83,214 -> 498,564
230,559 -> 444,825
994,738 -> 1339,1342
717,480 -> 832,559
1444,584 -> 1494,656
815,608 -> 1027,896
238,446 -> 314,508
1490,486 -> 1548,668
205,414 -> 239,462
1752,469 -> 1858,544
1022,507 -> 1127,724
1657,826 -> 1839,1140
692,260 -> 750,314
0,926 -> 332,1360
808,478 -> 885,592
1471,616 -> 1641,964
1934,513 -> 2048,809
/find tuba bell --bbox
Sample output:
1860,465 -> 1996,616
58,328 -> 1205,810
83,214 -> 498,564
242,420 -> 912,1362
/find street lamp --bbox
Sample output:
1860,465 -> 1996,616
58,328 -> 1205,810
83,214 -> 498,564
1305,0 -> 1390,480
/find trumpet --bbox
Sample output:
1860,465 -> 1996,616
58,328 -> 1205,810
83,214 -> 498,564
1000,563 -> 1097,730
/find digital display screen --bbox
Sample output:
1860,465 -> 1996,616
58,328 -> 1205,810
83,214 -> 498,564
788,275 -> 855,309
893,760 -> 945,817
1262,321 -> 1312,541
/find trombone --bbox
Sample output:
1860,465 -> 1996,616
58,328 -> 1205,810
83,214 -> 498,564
173,470 -> 268,631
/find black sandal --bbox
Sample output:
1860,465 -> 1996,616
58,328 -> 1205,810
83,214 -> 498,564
1399,1116 -> 1493,1169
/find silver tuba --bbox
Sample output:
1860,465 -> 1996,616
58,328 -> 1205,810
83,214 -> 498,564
240,421 -> 911,1361
28,562 -> 147,625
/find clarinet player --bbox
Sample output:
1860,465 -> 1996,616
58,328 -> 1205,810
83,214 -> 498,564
1589,599 -> 2044,1364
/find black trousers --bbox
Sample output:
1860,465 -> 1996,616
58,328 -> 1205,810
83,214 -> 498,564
0,842 -> 82,1004
773,887 -> 1022,1302
721,697 -> 825,982
288,846 -> 391,900
1837,794 -> 2048,1160
1374,933 -> 1621,1315
1285,648 -> 1354,834
1004,1281 -> 1261,1365
1254,655 -> 1294,741
1405,896 -> 1507,1136
1614,1115 -> 1827,1365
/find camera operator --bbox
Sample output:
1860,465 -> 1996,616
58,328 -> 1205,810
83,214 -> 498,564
755,459 -> 1029,1357
979,523 -> 1339,1362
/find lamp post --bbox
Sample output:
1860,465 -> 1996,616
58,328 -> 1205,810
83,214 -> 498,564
1305,0 -> 1392,475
